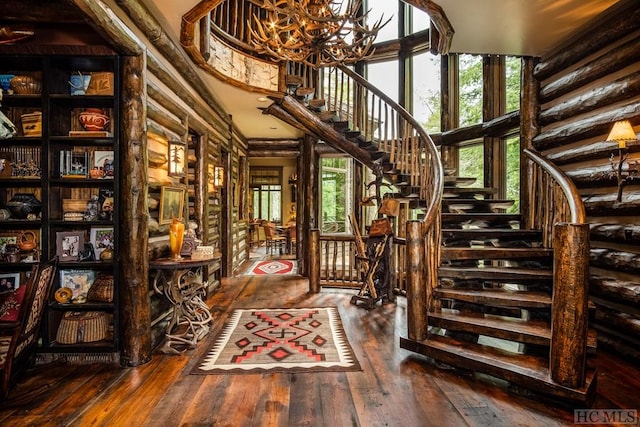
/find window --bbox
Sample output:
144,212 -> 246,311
412,52 -> 441,133
458,54 -> 483,126
366,0 -> 399,43
366,60 -> 399,104
250,167 -> 282,222
458,142 -> 484,188
506,135 -> 520,213
320,157 -> 353,233
506,56 -> 521,113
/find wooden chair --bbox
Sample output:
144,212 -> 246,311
264,223 -> 286,255
0,258 -> 57,400
288,224 -> 297,255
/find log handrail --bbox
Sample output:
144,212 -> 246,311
523,149 -> 590,388
524,148 -> 586,224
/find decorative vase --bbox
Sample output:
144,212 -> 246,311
79,108 -> 110,132
5,193 -> 42,219
169,218 -> 185,260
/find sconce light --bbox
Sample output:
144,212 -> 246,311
168,141 -> 186,177
606,120 -> 638,202
213,165 -> 224,188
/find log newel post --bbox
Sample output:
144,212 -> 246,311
120,54 -> 152,367
550,222 -> 589,387
309,229 -> 321,293
407,221 -> 427,341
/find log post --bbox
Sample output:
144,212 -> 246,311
120,54 -> 152,367
309,229 -> 321,293
550,222 -> 589,387
407,221 -> 427,341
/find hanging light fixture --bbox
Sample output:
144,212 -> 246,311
248,0 -> 389,68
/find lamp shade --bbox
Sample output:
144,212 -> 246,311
606,120 -> 637,148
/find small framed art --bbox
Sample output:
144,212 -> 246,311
0,272 -> 20,292
159,186 -> 185,225
168,141 -> 186,177
56,231 -> 85,262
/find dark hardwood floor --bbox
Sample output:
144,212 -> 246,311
1,270 -> 639,426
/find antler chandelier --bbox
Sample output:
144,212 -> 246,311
248,0 -> 389,68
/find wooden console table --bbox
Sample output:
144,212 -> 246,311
150,256 -> 214,354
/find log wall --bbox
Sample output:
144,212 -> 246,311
67,0 -> 248,353
532,1 -> 640,360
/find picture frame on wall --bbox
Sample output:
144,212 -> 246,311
0,272 -> 20,292
90,227 -> 114,259
56,231 -> 85,262
159,186 -> 185,225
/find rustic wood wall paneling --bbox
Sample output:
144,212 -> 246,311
533,1 -> 640,358
119,54 -> 152,367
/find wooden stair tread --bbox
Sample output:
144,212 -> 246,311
444,176 -> 477,186
442,228 -> 542,240
441,213 -> 521,222
400,334 -> 596,403
437,266 -> 552,282
442,247 -> 553,260
427,310 -> 598,349
428,309 -> 552,346
444,187 -> 497,197
444,199 -> 515,212
434,287 -> 552,308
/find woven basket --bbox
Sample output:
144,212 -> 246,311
56,311 -> 108,344
87,273 -> 114,303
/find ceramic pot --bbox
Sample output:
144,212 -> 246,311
99,246 -> 114,261
18,230 -> 38,251
10,75 -> 42,95
5,193 -> 41,219
169,218 -> 185,260
79,108 -> 110,131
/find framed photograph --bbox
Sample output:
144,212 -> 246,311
0,272 -> 20,292
93,150 -> 114,178
59,269 -> 96,298
0,152 -> 12,178
159,186 -> 185,225
168,140 -> 186,177
0,233 -> 17,252
56,231 -> 85,262
90,227 -> 114,259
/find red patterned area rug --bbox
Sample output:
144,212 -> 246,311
191,307 -> 361,374
245,260 -> 297,275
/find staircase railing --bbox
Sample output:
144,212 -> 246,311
523,148 -> 590,389
316,65 -> 442,342
323,66 -> 443,225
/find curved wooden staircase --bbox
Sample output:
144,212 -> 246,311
264,66 -> 595,404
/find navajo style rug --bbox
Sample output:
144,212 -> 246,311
245,260 -> 297,275
191,307 -> 361,374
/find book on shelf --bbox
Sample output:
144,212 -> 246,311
68,130 -> 113,138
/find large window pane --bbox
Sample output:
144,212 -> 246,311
458,143 -> 483,188
506,56 -> 521,113
506,136 -> 520,213
366,0 -> 398,43
458,54 -> 483,126
367,60 -> 399,103
320,157 -> 353,233
410,5 -> 430,34
412,52 -> 440,133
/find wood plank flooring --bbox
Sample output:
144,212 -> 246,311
1,272 -> 639,426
